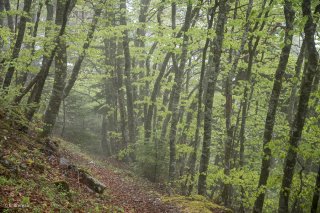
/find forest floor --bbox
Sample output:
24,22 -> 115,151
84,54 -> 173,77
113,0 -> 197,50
59,141 -> 180,213
0,113 -> 230,213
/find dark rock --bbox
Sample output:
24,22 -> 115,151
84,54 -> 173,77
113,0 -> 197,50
78,169 -> 106,194
59,157 -> 70,167
0,158 -> 18,175
67,164 -> 78,172
46,139 -> 59,152
64,163 -> 105,194
20,163 -> 27,170
40,138 -> 59,155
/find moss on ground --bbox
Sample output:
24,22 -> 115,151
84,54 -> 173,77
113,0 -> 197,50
162,195 -> 232,213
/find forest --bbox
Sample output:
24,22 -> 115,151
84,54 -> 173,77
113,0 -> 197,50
0,0 -> 319,212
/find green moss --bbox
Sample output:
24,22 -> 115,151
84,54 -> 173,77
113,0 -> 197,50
162,195 -> 232,213
0,176 -> 16,186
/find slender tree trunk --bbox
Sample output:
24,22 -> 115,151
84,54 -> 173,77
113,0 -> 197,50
116,41 -> 128,149
4,0 -> 14,32
278,1 -> 319,212
0,0 -> 13,74
222,75 -> 233,206
144,3 -> 200,144
252,1 -> 295,212
42,5 -> 102,137
168,2 -> 193,183
63,6 -> 102,98
120,0 -> 135,146
177,98 -> 196,185
222,0 -> 252,206
12,1 -> 54,105
198,0 -> 229,196
287,40 -> 305,125
25,0 -> 71,122
311,165 -> 320,213
101,114 -> 111,156
142,2 -> 163,129
100,10 -> 117,157
144,53 -> 171,143
17,2 -> 43,86
235,1 -> 272,210
60,98 -> 66,137
41,0 -> 69,137
2,0 -> 32,89
0,0 -> 4,28
135,0 -> 151,124
0,1 -> 5,51
187,3 -> 217,195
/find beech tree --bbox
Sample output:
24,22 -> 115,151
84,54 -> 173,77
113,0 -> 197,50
253,0 -> 295,211
198,0 -> 229,196
1,0 -> 319,212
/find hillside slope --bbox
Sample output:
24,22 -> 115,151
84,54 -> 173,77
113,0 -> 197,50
0,113 -> 230,212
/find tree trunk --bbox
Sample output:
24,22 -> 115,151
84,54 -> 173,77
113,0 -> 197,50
120,0 -> 135,146
187,3 -> 217,195
278,1 -> 319,211
168,2 -> 192,183
116,41 -> 129,149
287,40 -> 305,125
41,0 -> 68,137
144,3 -> 200,144
252,1 -> 295,212
16,2 -> 43,86
4,0 -> 14,32
235,0 -> 272,210
101,114 -> 111,156
25,0 -> 69,121
42,5 -> 101,137
222,75 -> 233,206
2,0 -> 32,89
222,0 -> 252,206
177,98 -> 196,185
0,0 -> 5,50
198,0 -> 229,196
135,0 -> 151,124
311,165 -> 320,213
63,6 -> 102,98
144,53 -> 171,143
0,0 -> 4,28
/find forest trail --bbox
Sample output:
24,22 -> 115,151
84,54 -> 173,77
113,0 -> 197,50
60,141 -> 180,213
0,112 -> 228,212
1,0 -> 319,211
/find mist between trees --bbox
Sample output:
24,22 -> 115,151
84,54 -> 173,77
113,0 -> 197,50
0,0 -> 319,212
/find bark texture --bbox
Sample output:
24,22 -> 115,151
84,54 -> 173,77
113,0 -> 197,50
42,5 -> 102,137
311,165 -> 320,213
120,0 -> 135,146
253,1 -> 295,212
278,0 -> 319,212
198,0 -> 229,196
2,0 -> 32,88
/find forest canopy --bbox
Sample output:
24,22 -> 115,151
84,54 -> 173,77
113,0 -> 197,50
0,0 -> 319,212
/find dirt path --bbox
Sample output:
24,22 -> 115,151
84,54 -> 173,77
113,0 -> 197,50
61,148 -> 180,213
